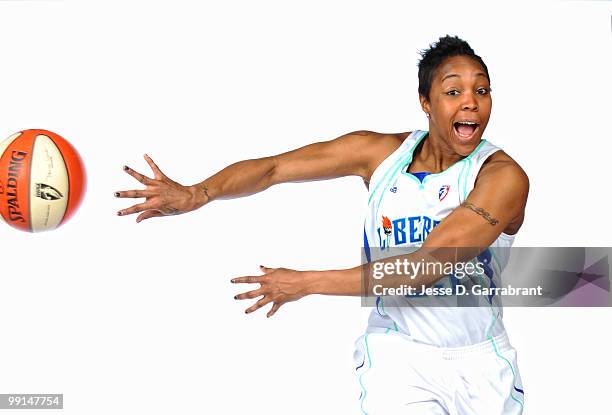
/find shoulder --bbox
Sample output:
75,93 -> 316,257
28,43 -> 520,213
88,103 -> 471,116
344,130 -> 408,149
476,150 -> 529,195
346,130 -> 410,182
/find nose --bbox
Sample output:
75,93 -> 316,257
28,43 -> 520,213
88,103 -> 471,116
462,92 -> 478,111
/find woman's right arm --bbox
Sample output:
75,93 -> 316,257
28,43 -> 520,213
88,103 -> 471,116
115,131 -> 407,222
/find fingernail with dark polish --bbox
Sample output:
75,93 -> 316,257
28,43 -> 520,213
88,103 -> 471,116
114,192 -> 120,197
244,310 -> 248,314
117,211 -> 122,216
234,295 -> 238,300
123,165 -> 129,171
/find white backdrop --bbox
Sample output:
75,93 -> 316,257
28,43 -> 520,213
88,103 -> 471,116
0,1 -> 611,414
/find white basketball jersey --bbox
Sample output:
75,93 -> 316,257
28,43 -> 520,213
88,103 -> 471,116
362,130 -> 516,347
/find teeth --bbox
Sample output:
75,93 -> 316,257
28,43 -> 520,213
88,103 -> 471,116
456,121 -> 477,125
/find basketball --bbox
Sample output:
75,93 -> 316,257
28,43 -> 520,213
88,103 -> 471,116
0,129 -> 86,232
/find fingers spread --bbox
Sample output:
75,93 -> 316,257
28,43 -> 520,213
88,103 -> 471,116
245,297 -> 272,314
115,189 -> 152,199
234,287 -> 265,301
260,265 -> 277,274
144,154 -> 165,180
136,210 -> 164,223
117,202 -> 153,216
231,276 -> 263,284
267,302 -> 281,318
123,165 -> 153,185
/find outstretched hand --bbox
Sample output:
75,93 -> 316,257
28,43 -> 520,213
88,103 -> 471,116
115,154 -> 204,223
232,266 -> 311,317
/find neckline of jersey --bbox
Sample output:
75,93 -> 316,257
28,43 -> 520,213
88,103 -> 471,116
402,131 -> 487,185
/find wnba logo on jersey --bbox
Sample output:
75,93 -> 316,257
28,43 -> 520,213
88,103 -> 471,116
438,185 -> 450,201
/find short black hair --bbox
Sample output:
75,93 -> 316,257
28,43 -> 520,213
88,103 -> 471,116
418,35 -> 490,101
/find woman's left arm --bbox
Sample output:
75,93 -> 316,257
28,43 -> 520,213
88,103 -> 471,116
232,155 -> 529,317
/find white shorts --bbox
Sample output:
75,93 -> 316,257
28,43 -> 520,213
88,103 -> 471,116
354,330 -> 524,415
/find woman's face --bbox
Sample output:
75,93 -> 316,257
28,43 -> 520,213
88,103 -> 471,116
420,55 -> 492,156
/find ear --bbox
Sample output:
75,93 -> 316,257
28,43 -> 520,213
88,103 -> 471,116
419,94 -> 431,115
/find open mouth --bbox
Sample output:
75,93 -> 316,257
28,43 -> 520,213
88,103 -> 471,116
453,121 -> 479,141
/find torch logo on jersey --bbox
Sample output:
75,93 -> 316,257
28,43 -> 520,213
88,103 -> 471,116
382,215 -> 392,249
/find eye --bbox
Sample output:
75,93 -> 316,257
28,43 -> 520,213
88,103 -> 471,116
446,90 -> 460,96
477,87 -> 491,95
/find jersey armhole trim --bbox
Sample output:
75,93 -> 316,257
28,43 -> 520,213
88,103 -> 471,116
368,131 -> 418,186
367,131 -> 424,204
499,232 -> 517,240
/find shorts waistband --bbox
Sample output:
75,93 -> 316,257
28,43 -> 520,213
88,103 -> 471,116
440,331 -> 511,360
363,328 -> 512,360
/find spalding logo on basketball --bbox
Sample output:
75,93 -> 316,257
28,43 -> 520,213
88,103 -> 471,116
0,129 -> 86,232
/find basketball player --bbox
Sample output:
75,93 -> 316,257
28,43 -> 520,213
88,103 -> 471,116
116,36 -> 529,414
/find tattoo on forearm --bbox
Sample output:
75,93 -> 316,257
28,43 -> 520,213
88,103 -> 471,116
460,202 -> 499,226
202,184 -> 210,200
